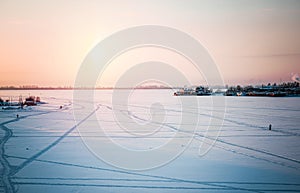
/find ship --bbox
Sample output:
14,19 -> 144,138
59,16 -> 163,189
174,86 -> 212,96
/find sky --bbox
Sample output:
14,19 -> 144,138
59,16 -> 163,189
0,0 -> 300,87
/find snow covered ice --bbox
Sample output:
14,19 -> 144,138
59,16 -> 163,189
1,89 -> 300,193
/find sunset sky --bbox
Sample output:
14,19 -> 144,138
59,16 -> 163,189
0,0 -> 300,87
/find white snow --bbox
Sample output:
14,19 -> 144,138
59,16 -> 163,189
1,89 -> 300,192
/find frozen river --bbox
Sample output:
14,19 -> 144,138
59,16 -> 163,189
0,89 -> 300,193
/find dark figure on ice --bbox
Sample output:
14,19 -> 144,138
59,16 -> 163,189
60,106 -> 62,109
16,114 -> 19,118
269,124 -> 272,130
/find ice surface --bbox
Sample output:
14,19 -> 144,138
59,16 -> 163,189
0,90 -> 300,192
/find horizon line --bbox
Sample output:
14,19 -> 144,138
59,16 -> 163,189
0,81 -> 299,90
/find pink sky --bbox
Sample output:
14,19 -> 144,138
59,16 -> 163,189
0,0 -> 300,87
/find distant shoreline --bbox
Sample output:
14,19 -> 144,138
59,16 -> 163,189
0,87 -> 174,90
